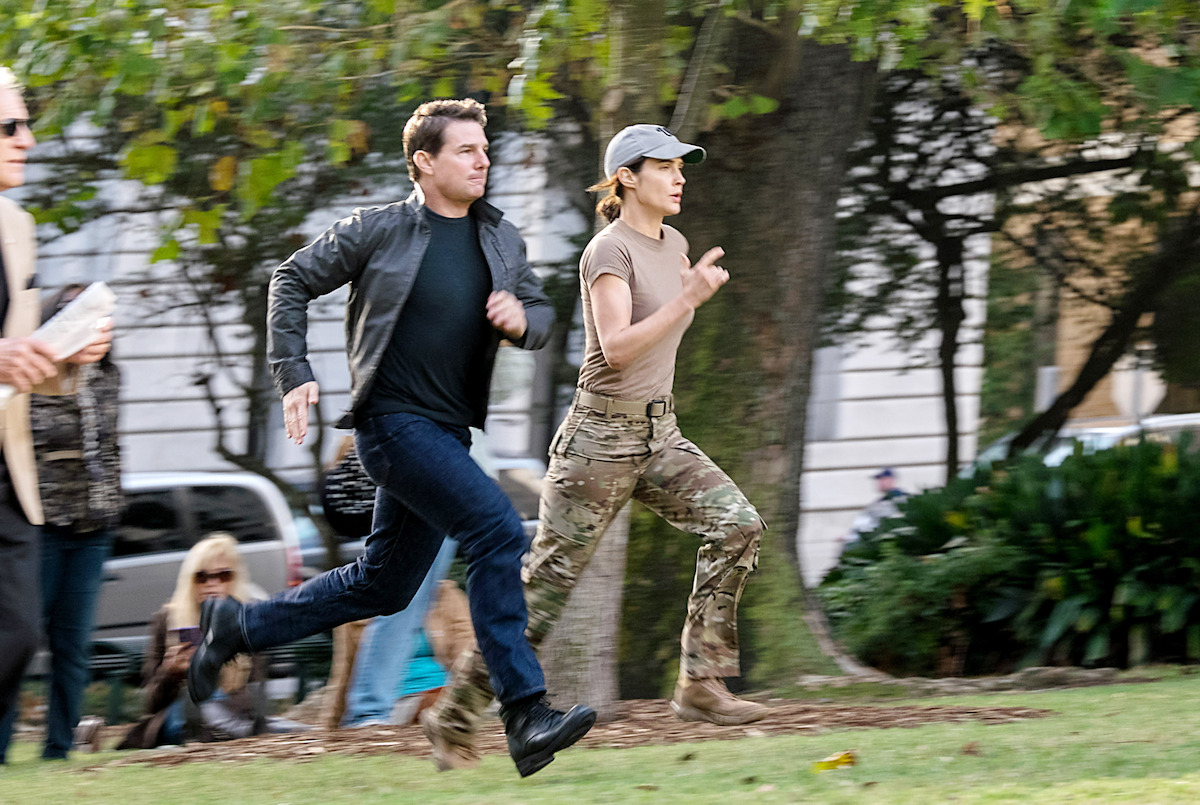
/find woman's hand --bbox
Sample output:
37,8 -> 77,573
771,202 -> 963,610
163,643 -> 195,678
679,247 -> 728,309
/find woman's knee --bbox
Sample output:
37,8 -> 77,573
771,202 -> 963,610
725,515 -> 764,562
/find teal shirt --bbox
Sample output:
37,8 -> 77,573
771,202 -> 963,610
396,630 -> 447,697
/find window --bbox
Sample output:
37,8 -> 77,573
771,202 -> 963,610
189,484 -> 279,544
112,489 -> 188,557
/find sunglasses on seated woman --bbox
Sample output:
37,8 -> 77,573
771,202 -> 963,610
194,568 -> 235,584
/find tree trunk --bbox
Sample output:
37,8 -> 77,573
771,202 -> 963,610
935,235 -> 967,481
540,507 -> 629,719
672,36 -> 883,682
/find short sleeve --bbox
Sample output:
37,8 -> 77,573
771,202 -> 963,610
664,225 -> 690,262
581,235 -> 633,288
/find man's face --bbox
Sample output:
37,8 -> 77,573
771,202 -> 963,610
0,86 -> 33,192
624,157 -> 686,217
418,119 -> 490,206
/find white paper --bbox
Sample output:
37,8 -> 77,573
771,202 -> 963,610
0,281 -> 117,405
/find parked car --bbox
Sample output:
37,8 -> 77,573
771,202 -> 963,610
295,506 -> 366,576
969,412 -> 1200,474
91,472 -> 305,651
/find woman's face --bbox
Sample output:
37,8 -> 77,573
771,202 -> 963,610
193,559 -> 236,604
624,157 -> 685,217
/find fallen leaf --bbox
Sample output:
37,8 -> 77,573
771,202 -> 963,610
812,750 -> 856,771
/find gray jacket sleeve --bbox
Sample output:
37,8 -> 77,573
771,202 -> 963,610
506,230 -> 555,351
267,210 -> 381,397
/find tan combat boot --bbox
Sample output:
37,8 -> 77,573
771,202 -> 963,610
670,678 -> 768,726
420,708 -> 481,771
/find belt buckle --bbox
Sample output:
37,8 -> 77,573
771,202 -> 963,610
646,399 -> 667,417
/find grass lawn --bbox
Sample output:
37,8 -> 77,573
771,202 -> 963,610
4,672 -> 1200,804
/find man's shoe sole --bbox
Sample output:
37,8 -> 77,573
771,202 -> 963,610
670,699 -> 768,726
513,705 -> 597,778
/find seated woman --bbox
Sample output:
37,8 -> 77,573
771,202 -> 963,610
118,532 -> 305,748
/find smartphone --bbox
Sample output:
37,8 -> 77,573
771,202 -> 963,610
171,625 -> 202,647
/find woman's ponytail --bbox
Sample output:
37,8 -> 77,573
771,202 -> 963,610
587,158 -> 644,223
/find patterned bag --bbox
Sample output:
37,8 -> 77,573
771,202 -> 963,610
320,444 -> 376,538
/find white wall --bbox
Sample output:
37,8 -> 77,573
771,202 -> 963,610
799,232 -> 990,585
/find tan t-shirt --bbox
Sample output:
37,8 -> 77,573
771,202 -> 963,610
577,218 -> 694,400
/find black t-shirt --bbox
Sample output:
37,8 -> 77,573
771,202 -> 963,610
360,208 -> 494,427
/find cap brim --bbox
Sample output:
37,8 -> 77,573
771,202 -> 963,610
642,143 -> 706,165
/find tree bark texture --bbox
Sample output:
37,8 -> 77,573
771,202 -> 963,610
540,506 -> 630,721
668,36 -> 880,682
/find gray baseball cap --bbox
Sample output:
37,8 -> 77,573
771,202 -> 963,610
603,124 -> 706,178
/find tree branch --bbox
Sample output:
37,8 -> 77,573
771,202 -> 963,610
1008,210 -> 1200,454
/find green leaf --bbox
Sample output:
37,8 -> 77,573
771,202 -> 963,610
1161,591 -> 1197,634
120,143 -> 177,185
1041,595 -> 1086,649
719,96 -> 750,119
183,207 -> 224,245
748,95 -> 779,115
151,238 -> 180,263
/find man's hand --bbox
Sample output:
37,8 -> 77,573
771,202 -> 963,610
0,337 -> 58,392
64,317 -> 114,366
679,247 -> 729,310
283,381 -> 320,445
486,291 -> 527,341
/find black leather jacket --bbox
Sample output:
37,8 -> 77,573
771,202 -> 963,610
267,187 -> 554,428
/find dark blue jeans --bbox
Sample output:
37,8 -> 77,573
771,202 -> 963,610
41,527 -> 113,759
0,525 -> 112,761
241,413 -> 545,705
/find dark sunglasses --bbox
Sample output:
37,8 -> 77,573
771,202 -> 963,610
0,119 -> 30,137
194,568 -> 235,584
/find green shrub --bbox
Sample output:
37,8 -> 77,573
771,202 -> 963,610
819,435 -> 1200,675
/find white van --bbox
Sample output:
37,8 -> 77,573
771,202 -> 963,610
92,472 -> 305,645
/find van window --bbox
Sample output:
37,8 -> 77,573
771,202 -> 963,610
112,489 -> 188,557
189,485 -> 279,544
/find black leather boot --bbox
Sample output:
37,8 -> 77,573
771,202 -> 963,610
187,596 -> 247,704
500,697 -> 596,777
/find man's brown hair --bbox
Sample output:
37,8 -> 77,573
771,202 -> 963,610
403,98 -> 488,183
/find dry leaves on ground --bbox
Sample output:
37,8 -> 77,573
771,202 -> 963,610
77,698 -> 1052,770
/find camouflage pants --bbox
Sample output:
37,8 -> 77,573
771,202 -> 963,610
426,399 -> 763,745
